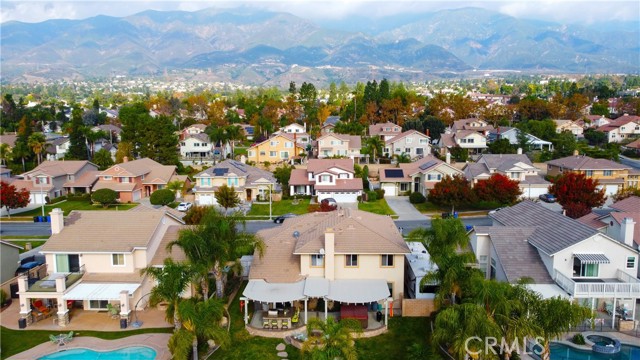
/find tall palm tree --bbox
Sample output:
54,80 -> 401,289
394,152 -> 411,164
140,258 -> 194,330
84,129 -> 108,159
301,317 -> 363,360
93,148 -> 114,170
27,133 -> 47,165
167,209 -> 265,300
167,180 -> 185,200
169,298 -> 230,360
364,135 -> 384,163
224,125 -> 244,158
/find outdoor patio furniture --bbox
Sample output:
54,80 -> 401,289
291,308 -> 300,325
281,319 -> 289,329
263,318 -> 271,329
271,319 -> 279,329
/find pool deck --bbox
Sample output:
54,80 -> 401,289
5,333 -> 172,360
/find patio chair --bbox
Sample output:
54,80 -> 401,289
65,331 -> 74,342
263,318 -> 271,329
291,308 -> 300,325
281,319 -> 289,330
271,319 -> 279,330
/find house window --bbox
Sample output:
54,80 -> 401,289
270,141 -> 277,146
490,258 -> 497,280
381,254 -> 394,267
202,143 -> 208,147
406,138 -> 412,144
479,255 -> 488,277
573,258 -> 599,277
67,175 -> 72,181
112,254 -> 125,266
627,257 -> 636,269
510,172 -> 519,179
157,185 -> 164,190
227,177 -> 239,186
55,254 -> 80,273
259,151 -> 266,156
88,300 -> 109,310
387,282 -> 394,297
345,254 -> 358,267
270,151 -> 277,157
248,151 -> 255,157
121,177 -> 130,183
405,148 -> 411,154
400,183 -> 410,191
585,170 -> 593,176
200,178 -> 211,186
419,138 -> 428,144
467,138 -> 475,144
104,176 -> 112,180
603,170 -> 613,176
311,254 -> 324,267
285,142 -> 293,148
194,143 -> 200,147
280,151 -> 289,159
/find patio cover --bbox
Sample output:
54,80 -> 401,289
326,279 -> 390,303
304,277 -> 329,298
526,284 -> 570,299
62,283 -> 140,300
243,279 -> 306,303
574,253 -> 610,264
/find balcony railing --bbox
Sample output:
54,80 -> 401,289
27,265 -> 85,293
553,270 -> 640,298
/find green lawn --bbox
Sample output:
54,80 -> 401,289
358,199 -> 396,216
3,240 -> 47,252
10,201 -> 139,217
413,202 -> 441,213
0,326 -> 172,359
246,199 -> 310,217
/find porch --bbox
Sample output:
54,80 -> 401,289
554,270 -> 640,298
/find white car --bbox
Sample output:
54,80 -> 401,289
177,202 -> 193,212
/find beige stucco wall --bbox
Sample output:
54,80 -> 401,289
247,135 -> 304,163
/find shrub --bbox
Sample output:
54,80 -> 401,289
572,333 -> 585,345
150,189 -> 176,206
367,191 -> 378,202
409,192 -> 426,204
374,188 -> 385,200
67,193 -> 91,202
469,201 -> 503,210
0,289 -> 7,306
49,195 -> 67,204
183,205 -> 210,225
91,189 -> 118,208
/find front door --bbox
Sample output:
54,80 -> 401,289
246,189 -> 252,201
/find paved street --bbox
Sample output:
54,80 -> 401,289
0,222 -> 51,236
619,155 -> 640,170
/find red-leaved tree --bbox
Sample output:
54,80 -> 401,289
0,181 -> 31,218
549,172 -> 606,218
474,173 -> 522,204
428,174 -> 475,208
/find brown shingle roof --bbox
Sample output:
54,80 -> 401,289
100,158 -> 169,178
0,134 -> 18,147
92,180 -> 137,192
384,130 -> 430,145
314,178 -> 363,191
63,170 -> 99,188
576,212 -> 607,229
546,155 -> 630,171
81,272 -> 144,284
289,168 -> 313,186
150,225 -> 188,265
306,159 -> 355,174
22,161 -> 96,178
610,196 -> 640,212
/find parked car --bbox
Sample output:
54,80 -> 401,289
539,193 -> 557,203
488,207 -> 503,215
177,202 -> 193,212
273,213 -> 297,224
320,198 -> 338,207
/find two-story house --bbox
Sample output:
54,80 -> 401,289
180,133 -> 213,159
274,123 -> 312,149
554,119 -> 584,137
92,158 -> 184,202
463,154 -> 550,199
369,122 -> 402,141
192,160 -> 278,206
470,201 -> 639,329
597,115 -> 640,143
584,115 -> 611,128
92,124 -> 122,143
321,116 -> 341,135
240,210 -> 410,331
487,127 -> 553,151
180,123 -> 207,140
438,130 -> 488,156
378,155 -> 463,197
289,159 -> 363,203
578,196 -> 640,254
247,133 -> 305,165
19,161 -> 99,204
16,206 -> 186,328
452,118 -> 495,135
384,130 -> 431,160
45,137 -> 72,161
316,133 -> 362,160
546,153 -> 638,195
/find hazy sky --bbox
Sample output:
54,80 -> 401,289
1,1 -> 639,24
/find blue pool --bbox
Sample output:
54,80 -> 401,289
38,346 -> 156,360
549,343 -> 640,360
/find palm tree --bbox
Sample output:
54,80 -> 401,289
364,135 -> 384,163
84,129 -> 108,158
224,125 -> 244,158
168,209 -> 265,300
140,258 -> 194,330
0,143 -> 13,166
93,148 -> 114,170
394,152 -> 411,164
301,317 -> 362,360
27,133 -> 47,165
169,298 -> 230,360
167,180 -> 185,200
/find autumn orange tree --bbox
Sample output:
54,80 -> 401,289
474,173 -> 522,204
0,181 -> 30,217
549,172 -> 605,218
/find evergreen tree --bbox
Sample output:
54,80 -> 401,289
119,102 -> 149,158
379,78 -> 391,101
65,107 -> 88,160
139,115 -> 179,165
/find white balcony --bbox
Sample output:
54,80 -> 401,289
553,270 -> 640,298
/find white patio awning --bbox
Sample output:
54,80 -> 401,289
304,277 -> 329,298
574,253 -> 610,264
243,279 -> 306,303
326,279 -> 390,303
62,283 -> 140,300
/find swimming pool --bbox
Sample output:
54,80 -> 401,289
549,342 -> 640,360
38,346 -> 156,360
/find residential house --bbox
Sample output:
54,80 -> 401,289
45,137 -> 72,161
16,207 -> 186,328
369,122 -> 402,141
437,130 -> 488,157
463,154 -> 550,199
0,133 -> 18,150
467,93 -> 511,106
192,159 -> 278,206
384,130 -> 431,160
378,155 -> 463,197
239,124 -> 254,141
554,119 -> 584,137
92,158 -> 181,202
241,210 -> 410,330
470,201 -> 639,327
180,124 -> 207,140
321,116 -> 341,135
487,127 -> 553,151
93,140 -> 118,161
404,242 -> 438,299
19,161 -> 99,203
622,138 -> 640,155
452,118 -> 495,135
274,123 -> 312,149
247,133 -> 305,164
316,133 -> 362,160
546,154 -> 638,195
92,124 -> 122,143
597,115 -> 640,143
1,241 -> 21,284
578,196 -> 640,254
180,133 -> 213,159
0,165 -> 11,178
289,159 -> 363,203
584,115 -> 611,128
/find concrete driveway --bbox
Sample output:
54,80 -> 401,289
385,196 -> 428,221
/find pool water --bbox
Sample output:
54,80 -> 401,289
38,346 -> 156,360
587,334 -> 616,346
549,343 -> 640,360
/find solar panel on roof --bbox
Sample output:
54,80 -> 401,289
419,161 -> 438,170
213,168 -> 228,176
385,169 -> 404,178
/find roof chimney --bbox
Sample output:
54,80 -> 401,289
50,208 -> 64,235
324,228 -> 335,281
573,150 -> 579,157
445,152 -> 451,164
621,217 -> 636,248
517,147 -> 522,155
123,156 -> 129,163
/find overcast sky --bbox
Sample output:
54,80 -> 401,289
1,1 -> 639,24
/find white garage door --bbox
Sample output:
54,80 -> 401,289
317,192 -> 358,203
599,184 -> 619,196
198,194 -> 217,206
521,186 -> 548,199
30,193 -> 46,205
381,183 -> 397,197
132,190 -> 141,201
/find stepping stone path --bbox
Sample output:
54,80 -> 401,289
277,352 -> 288,358
276,343 -> 286,351
276,343 -> 287,358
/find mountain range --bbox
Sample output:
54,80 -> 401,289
1,7 -> 638,85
